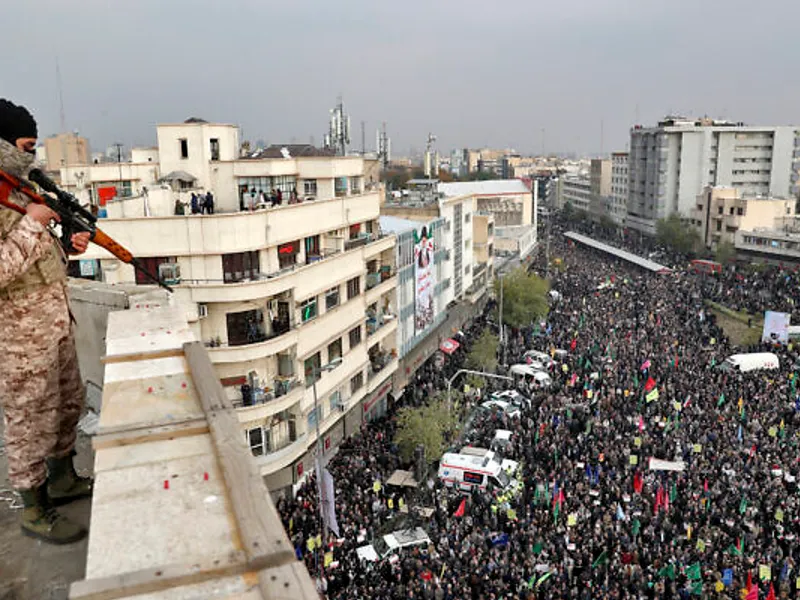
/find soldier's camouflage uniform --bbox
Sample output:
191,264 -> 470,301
0,138 -> 84,490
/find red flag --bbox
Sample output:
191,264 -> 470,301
558,489 -> 565,506
750,444 -> 757,457
746,572 -> 753,592
638,416 -> 645,432
746,584 -> 759,600
570,338 -> 577,351
703,480 -> 708,493
644,377 -> 656,392
633,472 -> 643,494
654,487 -> 662,515
454,498 -> 466,518
766,583 -> 776,600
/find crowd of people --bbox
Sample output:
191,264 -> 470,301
277,218 -> 800,599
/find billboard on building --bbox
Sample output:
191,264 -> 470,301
762,310 -> 791,345
414,224 -> 436,334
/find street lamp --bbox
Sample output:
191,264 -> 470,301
311,356 -> 342,560
446,368 -> 513,411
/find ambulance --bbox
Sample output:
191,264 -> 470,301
438,451 -> 521,494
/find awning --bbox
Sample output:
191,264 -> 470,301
440,339 -> 460,355
386,469 -> 418,488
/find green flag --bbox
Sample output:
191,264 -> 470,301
739,495 -> 747,515
669,481 -> 677,503
690,581 -> 703,596
592,550 -> 609,569
686,562 -> 702,581
532,541 -> 543,555
632,519 -> 641,537
536,571 -> 553,588
658,564 -> 676,580
527,574 -> 536,589
717,392 -> 725,407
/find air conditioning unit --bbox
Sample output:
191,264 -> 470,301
197,303 -> 208,319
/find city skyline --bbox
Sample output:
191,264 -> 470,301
4,0 -> 799,156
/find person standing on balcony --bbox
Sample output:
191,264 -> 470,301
0,99 -> 93,545
205,190 -> 215,214
190,192 -> 200,214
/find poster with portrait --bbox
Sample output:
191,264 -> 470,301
762,310 -> 790,345
414,224 -> 435,334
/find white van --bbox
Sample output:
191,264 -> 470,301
438,452 -> 520,494
720,352 -> 779,373
356,527 -> 431,562
480,399 -> 522,419
491,429 -> 513,453
510,364 -> 552,390
522,350 -> 555,369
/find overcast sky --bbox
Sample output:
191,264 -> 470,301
3,0 -> 798,157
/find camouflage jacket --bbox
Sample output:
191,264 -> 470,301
0,138 -> 67,300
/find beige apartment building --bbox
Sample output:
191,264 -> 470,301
688,186 -> 796,248
71,119 -> 397,496
43,132 -> 90,172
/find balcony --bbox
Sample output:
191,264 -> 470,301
365,273 -> 396,306
206,325 -> 299,364
234,378 -> 305,422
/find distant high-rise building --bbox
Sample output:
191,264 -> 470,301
626,116 -> 800,234
43,132 -> 90,171
610,152 -> 628,225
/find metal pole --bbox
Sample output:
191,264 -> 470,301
311,368 -> 326,577
446,368 -> 513,411
498,275 -> 504,364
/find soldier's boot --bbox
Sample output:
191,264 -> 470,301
47,452 -> 94,505
18,485 -> 87,545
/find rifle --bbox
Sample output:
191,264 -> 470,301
0,168 -> 173,292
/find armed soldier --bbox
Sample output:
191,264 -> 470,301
0,99 -> 93,544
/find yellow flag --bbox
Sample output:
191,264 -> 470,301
687,525 -> 692,540
315,534 -> 322,548
399,497 -> 405,509
324,552 -> 333,567
388,498 -> 394,509
507,508 -> 517,521
624,389 -> 630,398
775,508 -> 784,522
373,481 -> 381,493
696,539 -> 706,552
307,537 -> 316,552
715,581 -> 724,593
634,437 -> 642,448
768,426 -> 777,438
586,390 -> 593,399
759,564 -> 771,581
629,455 -> 638,466
693,444 -> 702,454
562,364 -> 569,373
673,401 -> 682,411
738,397 -> 743,410
567,513 -> 577,526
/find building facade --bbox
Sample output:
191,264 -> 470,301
689,186 -> 796,249
736,225 -> 800,265
69,119 -> 397,496
609,152 -> 628,225
44,132 -> 90,172
439,180 -> 535,229
627,117 -> 800,235
560,176 -> 592,214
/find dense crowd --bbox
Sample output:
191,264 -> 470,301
278,221 -> 800,599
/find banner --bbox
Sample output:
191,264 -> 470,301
648,458 -> 685,472
320,467 -> 340,538
414,224 -> 435,335
762,311 -> 790,345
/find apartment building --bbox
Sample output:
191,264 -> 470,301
736,225 -> 800,265
689,186 -> 796,249
589,158 -> 612,220
42,132 -> 91,172
560,176 -> 592,213
609,152 -> 628,225
627,116 -> 800,235
439,179 -> 535,229
69,119 -> 397,496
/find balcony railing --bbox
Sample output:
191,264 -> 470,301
206,317 -> 296,349
368,351 -> 396,380
232,376 -> 302,409
365,267 -> 394,290
366,313 -> 396,337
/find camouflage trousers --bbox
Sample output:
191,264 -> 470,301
0,283 -> 84,489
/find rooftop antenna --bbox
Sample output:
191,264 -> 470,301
56,58 -> 66,134
424,133 -> 437,178
361,120 -> 365,156
324,96 -> 350,156
600,119 -> 604,156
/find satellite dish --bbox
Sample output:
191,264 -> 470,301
280,147 -> 292,159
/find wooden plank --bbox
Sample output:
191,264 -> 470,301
258,562 -> 320,600
70,550 -> 276,600
92,418 -> 208,450
105,307 -> 194,358
183,341 -> 295,569
94,434 -> 215,474
102,347 -> 186,365
105,356 -> 188,385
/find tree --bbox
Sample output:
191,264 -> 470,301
495,267 -> 550,330
562,201 -> 575,221
656,213 -> 703,256
394,395 -> 458,463
598,214 -> 616,234
714,240 -> 736,264
467,330 -> 499,373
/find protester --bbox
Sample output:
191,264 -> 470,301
278,215 -> 800,599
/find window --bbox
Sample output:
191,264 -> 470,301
347,276 -> 360,299
307,406 -> 321,430
328,338 -> 342,364
304,179 -> 317,197
278,240 -> 300,269
300,297 -> 318,323
329,390 -> 341,413
210,138 -> 220,161
304,352 -> 321,387
737,207 -> 743,216
349,224 -> 361,240
325,286 -> 340,310
226,309 -> 265,346
350,371 -> 364,394
349,325 -> 362,348
465,265 -> 471,275
179,138 -> 189,159
464,212 -> 471,223
247,427 -> 264,457
729,207 -> 735,216
350,176 -> 362,195
717,206 -> 723,215
222,251 -> 260,283
463,471 -> 484,485
135,257 -> 175,285
335,177 -> 348,197
305,235 -> 320,260
716,220 -> 722,232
